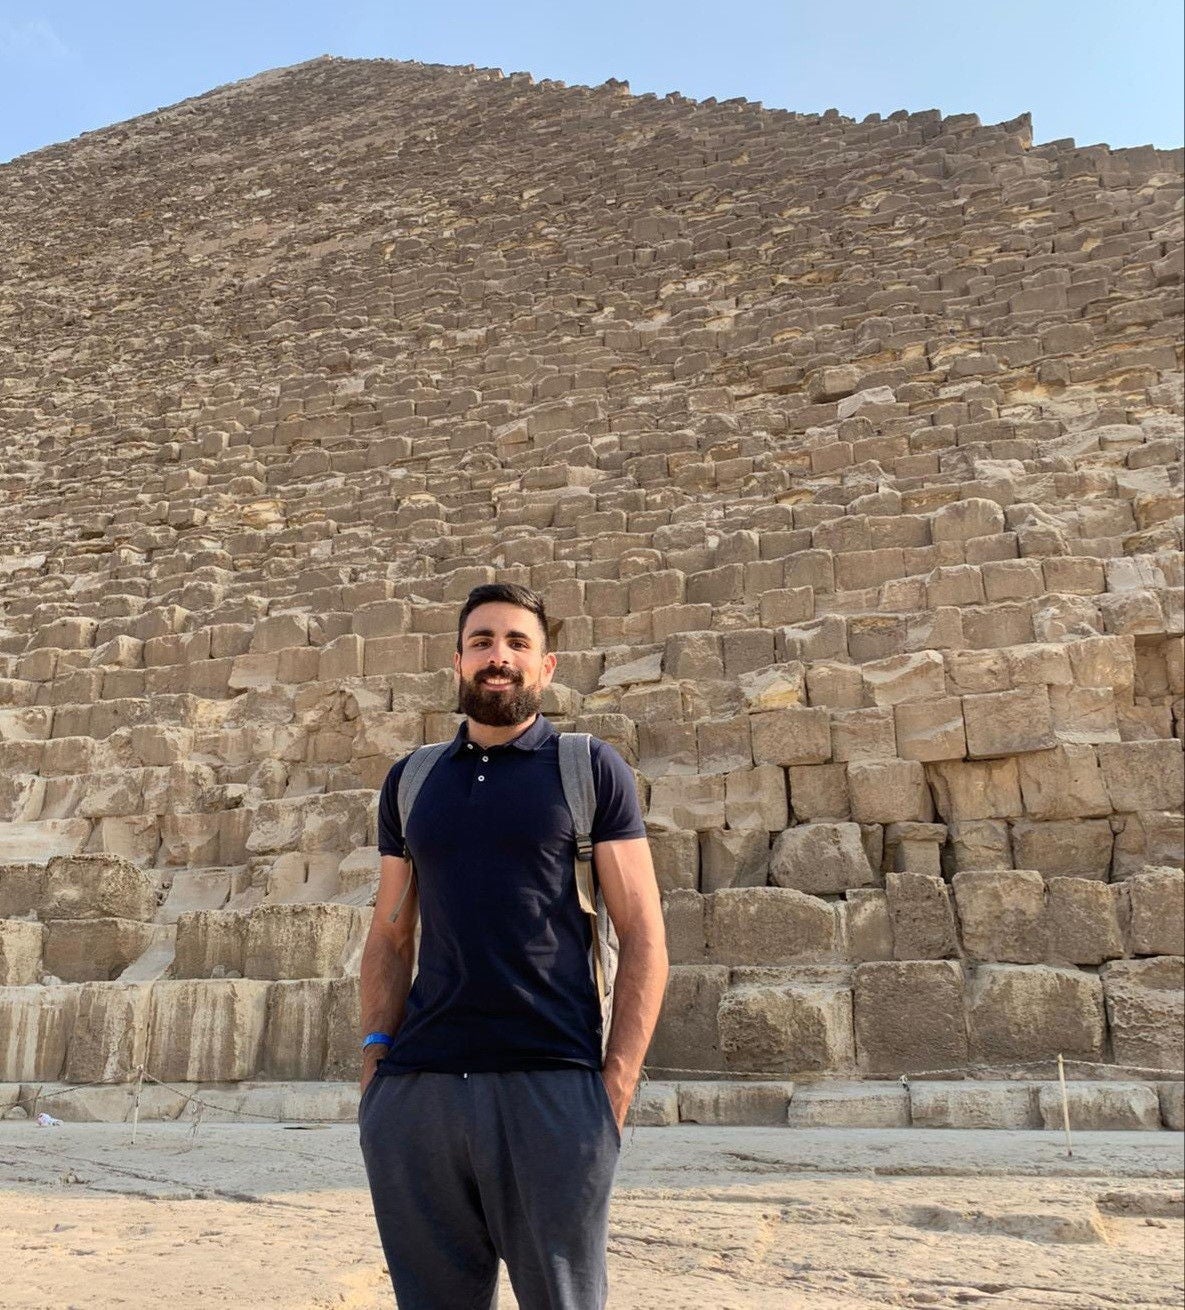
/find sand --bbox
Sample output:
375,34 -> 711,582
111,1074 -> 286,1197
0,1122 -> 1181,1309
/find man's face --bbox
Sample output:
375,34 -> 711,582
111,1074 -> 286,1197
454,602 -> 557,727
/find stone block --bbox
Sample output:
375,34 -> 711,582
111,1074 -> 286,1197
662,889 -> 707,963
966,964 -> 1106,1064
786,1081 -> 910,1128
637,721 -> 697,775
861,651 -> 946,707
931,498 -> 1006,543
1102,957 -> 1184,1071
647,775 -> 726,831
322,975 -> 363,1082
884,821 -> 947,877
243,904 -> 368,980
261,978 -> 330,1080
648,829 -> 699,892
1037,1082 -> 1162,1131
963,686 -> 1056,759
0,862 -> 45,918
719,979 -> 854,1074
842,889 -> 894,961
831,708 -> 897,762
696,717 -> 752,775
1127,869 -> 1185,956
677,1081 -> 795,1126
699,829 -> 769,892
1067,634 -> 1136,690
738,663 -> 806,712
0,920 -> 43,985
174,909 -> 248,978
1097,740 -> 1185,812
848,760 -> 934,824
707,887 -> 838,964
895,698 -> 967,762
909,1081 -> 1039,1129
886,871 -> 959,959
1017,745 -> 1110,821
770,822 -> 875,895
1111,811 -> 1185,879
664,631 -> 723,680
952,869 -> 1047,964
63,981 -> 152,1083
41,854 -> 158,921
853,960 -> 967,1075
1010,819 -> 1113,880
723,765 -> 787,831
749,706 -> 831,766
788,764 -> 850,820
946,819 -> 1013,872
0,984 -> 78,1080
1047,878 -> 1125,966
647,965 -> 728,1074
246,791 -> 371,855
1158,1081 -> 1184,1130
43,918 -> 161,983
928,758 -> 1023,822
146,979 -> 270,1083
631,1083 -> 680,1126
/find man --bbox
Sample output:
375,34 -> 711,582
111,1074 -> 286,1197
358,582 -> 669,1309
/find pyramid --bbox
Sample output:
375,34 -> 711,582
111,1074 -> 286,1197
1,58 -> 1182,1127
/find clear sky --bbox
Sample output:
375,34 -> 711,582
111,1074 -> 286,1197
1,0 -> 1182,164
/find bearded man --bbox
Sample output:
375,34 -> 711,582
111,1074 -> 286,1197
357,583 -> 668,1310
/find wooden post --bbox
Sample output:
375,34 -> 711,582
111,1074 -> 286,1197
1057,1053 -> 1073,1158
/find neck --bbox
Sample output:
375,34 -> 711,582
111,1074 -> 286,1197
465,713 -> 538,749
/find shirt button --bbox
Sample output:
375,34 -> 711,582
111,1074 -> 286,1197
477,775 -> 485,782
481,756 -> 489,762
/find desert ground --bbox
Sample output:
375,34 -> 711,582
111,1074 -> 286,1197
0,1122 -> 1181,1309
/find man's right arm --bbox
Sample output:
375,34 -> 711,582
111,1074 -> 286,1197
358,853 -> 418,1092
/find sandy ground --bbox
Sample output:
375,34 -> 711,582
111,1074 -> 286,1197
0,1123 -> 1181,1309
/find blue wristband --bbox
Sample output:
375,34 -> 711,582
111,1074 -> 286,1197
362,1032 -> 393,1049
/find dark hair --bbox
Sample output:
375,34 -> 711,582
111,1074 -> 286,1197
456,583 -> 550,654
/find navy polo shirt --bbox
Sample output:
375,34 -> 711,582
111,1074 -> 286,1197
374,714 -> 647,1074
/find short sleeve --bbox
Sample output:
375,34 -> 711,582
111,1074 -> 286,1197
589,739 -> 647,844
377,755 -> 412,858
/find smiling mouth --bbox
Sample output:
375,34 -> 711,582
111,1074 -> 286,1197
480,677 -> 517,689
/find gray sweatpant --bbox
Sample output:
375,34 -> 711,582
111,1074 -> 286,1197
358,1069 -> 621,1309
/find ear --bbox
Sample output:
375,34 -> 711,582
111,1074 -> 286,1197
539,650 -> 557,686
452,650 -> 462,679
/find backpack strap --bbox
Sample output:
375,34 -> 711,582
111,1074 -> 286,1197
558,732 -> 606,999
388,741 -> 450,922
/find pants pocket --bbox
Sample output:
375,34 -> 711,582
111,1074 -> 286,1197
593,1072 -> 622,1149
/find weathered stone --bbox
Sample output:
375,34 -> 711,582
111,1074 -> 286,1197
861,651 -> 946,707
770,822 -> 875,895
707,888 -> 838,964
1101,957 -> 1185,1071
0,984 -> 78,1080
842,889 -> 894,961
952,869 -> 1047,964
662,889 -> 707,963
1127,869 -> 1185,956
848,760 -> 934,824
647,774 -> 726,831
1111,811 -> 1185,879
749,706 -> 831,765
260,978 -> 330,1080
41,854 -> 158,921
738,663 -> 806,711
676,1081 -> 795,1126
1158,1081 -> 1184,1130
928,757 -> 1023,822
788,763 -> 850,820
931,498 -> 1006,543
963,686 -> 1057,758
945,819 -> 1014,872
146,979 -> 270,1083
0,920 -> 43,985
719,980 -> 854,1074
63,982 -> 152,1083
648,829 -> 699,892
699,829 -> 769,892
1016,745 -> 1110,821
853,960 -> 967,1075
1010,818 -> 1113,880
894,697 -> 967,762
43,918 -> 162,983
647,965 -> 728,1074
723,765 -> 788,831
1047,878 -> 1125,965
786,1081 -> 910,1128
910,1081 -> 1039,1129
966,964 -> 1106,1064
1097,740 -> 1185,813
1037,1082 -> 1162,1131
886,871 -> 959,960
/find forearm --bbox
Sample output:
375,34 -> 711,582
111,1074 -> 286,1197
359,928 -> 415,1040
603,930 -> 669,1095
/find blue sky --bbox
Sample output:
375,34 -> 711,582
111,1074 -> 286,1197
1,1 -> 1182,164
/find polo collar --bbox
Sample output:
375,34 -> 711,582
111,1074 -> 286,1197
448,714 -> 557,757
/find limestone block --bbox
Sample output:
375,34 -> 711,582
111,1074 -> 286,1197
699,829 -> 769,892
352,712 -> 423,761
0,921 -> 43,985
43,919 -> 161,983
788,764 -> 850,820
632,1083 -> 680,1127
928,758 -> 1023,822
848,760 -> 934,824
786,1081 -> 910,1128
677,1081 -> 795,1126
243,904 -> 367,980
0,984 -> 78,1080
663,631 -> 723,680
147,979 -> 270,1083
260,978 -> 330,1080
1067,634 -> 1136,690
1010,818 -> 1113,880
1158,1081 -> 1184,1131
952,869 -> 1047,963
1097,740 -> 1185,812
647,965 -> 728,1075
1049,685 -> 1121,745
174,910 -> 248,978
963,686 -> 1056,759
157,813 -> 222,869
63,982 -> 152,1083
647,774 -> 726,832
719,979 -> 854,1074
887,871 -> 959,960
946,819 -> 1013,872
770,822 -> 875,895
648,829 -> 699,892
884,822 -> 947,877
966,964 -> 1106,1064
637,721 -> 697,775
853,960 -> 967,1075
738,663 -> 806,711
42,854 -> 157,921
895,698 -> 967,762
910,1081 -> 1039,1129
250,613 -> 308,653
931,498 -> 1006,543
831,708 -> 897,762
696,717 -> 752,775
807,365 -> 862,402
245,792 -> 371,855
1111,811 -> 1185,879
842,889 -> 894,962
1047,878 -> 1125,965
806,663 -> 863,710
1037,1082 -> 1161,1131
861,650 -> 946,708
749,706 -> 831,766
758,587 -> 814,627
1102,957 -> 1185,1072
1017,746 -> 1110,821
662,889 -> 707,963
1127,869 -> 1185,956
724,766 -> 788,831
707,887 -> 838,964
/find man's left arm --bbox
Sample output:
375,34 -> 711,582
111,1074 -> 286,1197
593,836 -> 669,1131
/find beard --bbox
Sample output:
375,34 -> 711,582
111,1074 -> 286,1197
457,667 -> 543,727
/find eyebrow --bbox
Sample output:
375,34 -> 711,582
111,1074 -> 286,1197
465,627 -> 535,642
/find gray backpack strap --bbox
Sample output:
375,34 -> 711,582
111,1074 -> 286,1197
389,741 -> 449,923
558,732 -> 597,869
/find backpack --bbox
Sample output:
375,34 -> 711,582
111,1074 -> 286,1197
395,731 -> 619,1053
